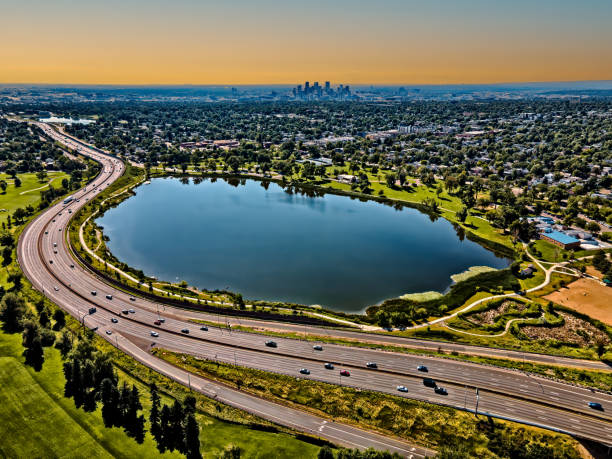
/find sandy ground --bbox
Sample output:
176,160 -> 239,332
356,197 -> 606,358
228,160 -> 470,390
545,277 -> 612,326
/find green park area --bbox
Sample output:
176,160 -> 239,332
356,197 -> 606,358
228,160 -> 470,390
0,324 -> 322,458
0,171 -> 70,226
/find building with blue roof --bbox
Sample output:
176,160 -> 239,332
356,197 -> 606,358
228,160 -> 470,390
540,231 -> 581,250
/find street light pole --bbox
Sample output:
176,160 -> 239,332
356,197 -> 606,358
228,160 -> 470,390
475,388 -> 480,417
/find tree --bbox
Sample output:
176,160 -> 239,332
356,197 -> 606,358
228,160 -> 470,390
0,292 -> 26,332
100,378 -> 119,427
53,309 -> 66,330
184,413 -> 202,459
159,404 -> 172,452
14,177 -> 21,188
13,207 -> 27,223
55,330 -> 73,357
456,206 -> 469,223
150,384 -> 162,444
318,446 -> 335,459
221,445 -> 241,459
385,173 -> 396,188
2,245 -> 12,266
0,180 -> 7,193
36,170 -> 48,182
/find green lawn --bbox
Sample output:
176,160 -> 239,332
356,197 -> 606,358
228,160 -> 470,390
0,330 -> 320,458
0,172 -> 69,226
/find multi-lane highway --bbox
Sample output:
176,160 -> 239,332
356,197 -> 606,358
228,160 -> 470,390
18,122 -> 612,451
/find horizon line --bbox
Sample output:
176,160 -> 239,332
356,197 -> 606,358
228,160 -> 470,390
2,79 -> 612,88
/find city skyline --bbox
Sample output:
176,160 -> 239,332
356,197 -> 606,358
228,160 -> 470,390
1,0 -> 611,85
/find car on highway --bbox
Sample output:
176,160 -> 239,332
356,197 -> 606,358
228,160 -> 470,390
397,385 -> 408,393
313,345 -> 323,351
111,318 -> 118,323
68,209 -> 72,214
181,328 -> 189,334
106,294 -> 113,300
70,264 -> 74,268
53,242 -> 57,247
53,249 -> 58,254
588,402 -> 603,410
128,309 -> 135,314
366,362 -> 377,369
154,320 -> 162,326
434,387 -> 448,396
324,363 -> 334,369
44,231 -> 48,235
340,370 -> 350,377
106,330 -> 112,335
129,297 -> 136,301
423,378 -> 436,388
265,340 -> 277,348
49,260 -> 53,264
53,286 -> 59,291
417,365 -> 428,372
200,326 -> 208,331
122,309 -> 129,315
88,307 -> 97,314
91,291 -> 97,296
158,318 -> 165,323
299,368 -> 310,375
150,331 -> 159,337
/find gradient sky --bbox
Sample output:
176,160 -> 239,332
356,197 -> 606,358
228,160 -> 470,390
1,0 -> 611,85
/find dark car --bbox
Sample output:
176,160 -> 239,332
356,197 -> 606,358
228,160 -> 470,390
324,363 -> 334,370
265,340 -> 277,348
299,368 -> 310,375
340,370 -> 350,377
111,318 -> 118,323
423,378 -> 436,388
200,326 -> 208,331
366,362 -> 378,369
588,402 -> 603,410
88,307 -> 97,314
417,365 -> 428,372
105,294 -> 113,300
434,387 -> 448,395
181,328 -> 189,334
154,320 -> 162,326
122,309 -> 129,315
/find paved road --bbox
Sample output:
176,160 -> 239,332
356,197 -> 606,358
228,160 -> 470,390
17,123 -> 612,449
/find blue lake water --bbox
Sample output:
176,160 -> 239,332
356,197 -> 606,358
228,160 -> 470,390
96,177 -> 509,313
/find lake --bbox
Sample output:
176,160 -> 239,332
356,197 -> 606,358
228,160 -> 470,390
96,177 -> 509,313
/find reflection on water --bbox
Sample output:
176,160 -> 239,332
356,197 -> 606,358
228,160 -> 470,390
97,177 -> 509,313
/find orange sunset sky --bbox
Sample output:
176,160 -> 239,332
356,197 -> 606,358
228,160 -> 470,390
1,0 -> 611,85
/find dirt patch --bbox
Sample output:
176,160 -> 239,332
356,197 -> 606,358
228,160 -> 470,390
468,300 -> 526,325
522,312 -> 610,346
544,277 -> 612,326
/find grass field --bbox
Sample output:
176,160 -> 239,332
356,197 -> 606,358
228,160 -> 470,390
0,172 -> 70,226
0,329 -> 321,458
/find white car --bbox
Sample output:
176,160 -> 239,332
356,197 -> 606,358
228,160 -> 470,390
397,385 -> 408,393
150,331 -> 159,337
313,345 -> 323,351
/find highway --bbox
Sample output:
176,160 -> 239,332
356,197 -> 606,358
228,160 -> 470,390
17,122 -> 612,451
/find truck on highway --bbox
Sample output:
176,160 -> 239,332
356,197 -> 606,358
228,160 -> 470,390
63,195 -> 74,204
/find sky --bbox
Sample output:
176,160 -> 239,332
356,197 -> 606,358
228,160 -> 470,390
1,0 -> 611,85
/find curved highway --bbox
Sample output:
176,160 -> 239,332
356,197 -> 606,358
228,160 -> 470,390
18,123 -> 612,450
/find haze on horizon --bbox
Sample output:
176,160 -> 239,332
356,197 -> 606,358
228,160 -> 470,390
1,0 -> 611,86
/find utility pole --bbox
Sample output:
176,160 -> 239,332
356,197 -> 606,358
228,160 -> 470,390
188,373 -> 191,391
475,388 -> 480,417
